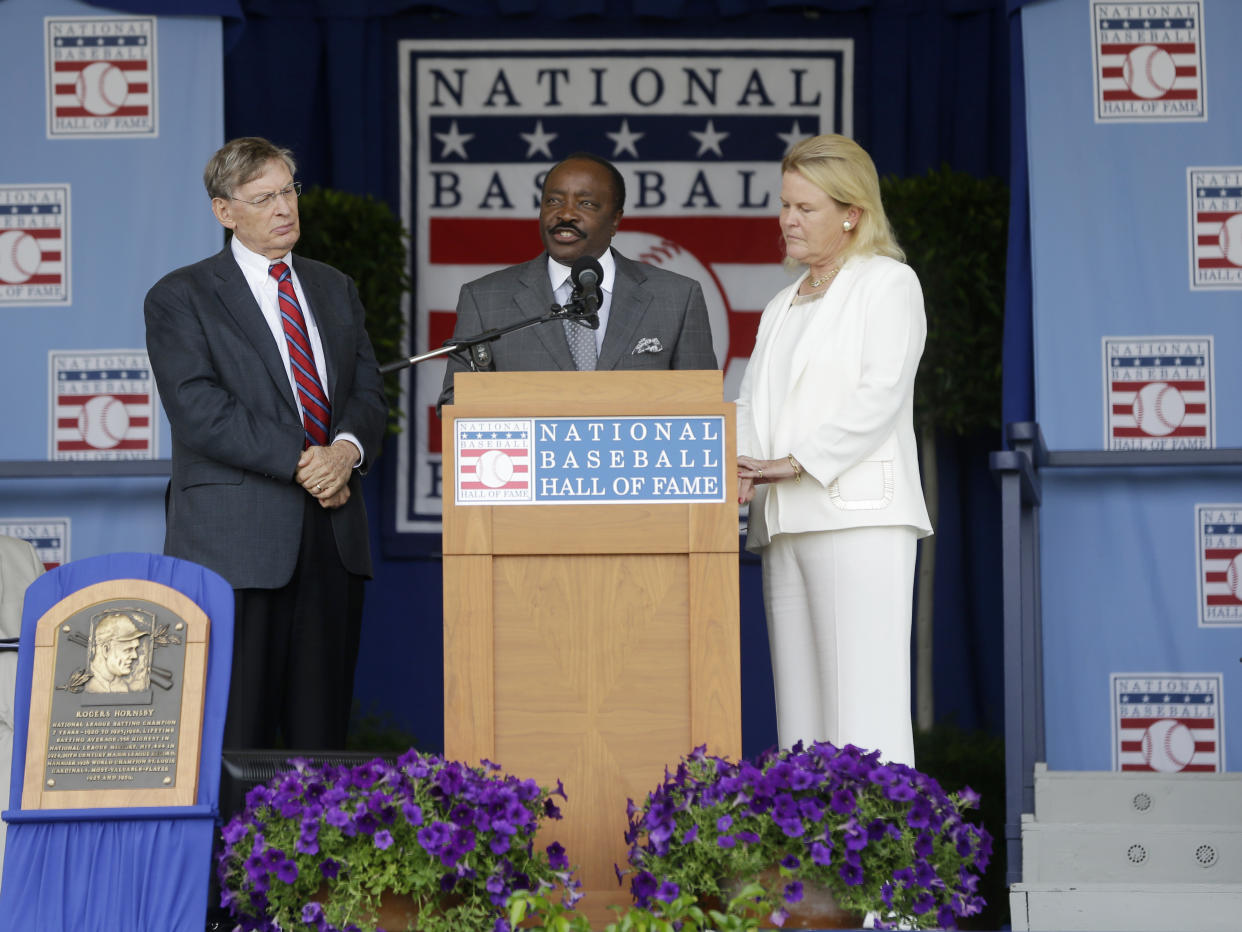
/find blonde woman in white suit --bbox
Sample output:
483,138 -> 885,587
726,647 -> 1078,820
736,135 -> 932,766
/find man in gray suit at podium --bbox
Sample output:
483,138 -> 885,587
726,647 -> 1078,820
438,153 -> 718,408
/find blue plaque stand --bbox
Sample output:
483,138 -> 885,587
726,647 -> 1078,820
0,552 -> 233,931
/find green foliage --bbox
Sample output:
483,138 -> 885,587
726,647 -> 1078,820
295,186 -> 409,434
881,167 -> 1009,436
509,887 -> 762,932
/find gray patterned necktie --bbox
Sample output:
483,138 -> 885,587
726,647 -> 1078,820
559,280 -> 597,371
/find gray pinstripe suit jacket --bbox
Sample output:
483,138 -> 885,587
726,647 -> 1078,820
144,247 -> 387,590
439,249 -> 718,407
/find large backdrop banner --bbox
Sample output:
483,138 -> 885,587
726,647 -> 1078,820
393,38 -> 852,538
1023,0 -> 1242,773
0,0 -> 222,569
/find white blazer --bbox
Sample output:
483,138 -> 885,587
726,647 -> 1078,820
736,254 -> 933,552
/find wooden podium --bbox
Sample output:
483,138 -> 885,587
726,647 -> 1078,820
441,370 -> 741,922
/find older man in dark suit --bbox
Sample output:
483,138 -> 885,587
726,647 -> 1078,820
145,137 -> 387,750
439,153 -> 717,407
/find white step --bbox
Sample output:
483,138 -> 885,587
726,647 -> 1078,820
1033,763 -> 1242,825
1010,882 -> 1242,931
1020,816 -> 1240,884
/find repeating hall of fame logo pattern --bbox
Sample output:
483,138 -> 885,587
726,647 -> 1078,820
1188,167 -> 1242,290
396,38 -> 852,535
1090,2 -> 1206,122
1112,673 -> 1223,773
1196,504 -> 1242,627
49,351 -> 157,461
1102,336 -> 1213,450
0,184 -> 70,306
0,518 -> 70,571
44,16 -> 157,138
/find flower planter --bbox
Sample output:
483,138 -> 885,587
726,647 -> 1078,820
730,870 -> 865,930
309,885 -> 423,931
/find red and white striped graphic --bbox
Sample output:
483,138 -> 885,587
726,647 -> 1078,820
1113,674 -> 1223,773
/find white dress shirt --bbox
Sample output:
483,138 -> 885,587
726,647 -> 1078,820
230,236 -> 363,462
547,249 -> 616,353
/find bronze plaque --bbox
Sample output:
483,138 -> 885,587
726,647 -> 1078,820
22,579 -> 210,810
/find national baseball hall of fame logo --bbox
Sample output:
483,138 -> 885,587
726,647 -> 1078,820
396,38 -> 852,534
1090,2 -> 1206,123
45,16 -> 157,138
1188,167 -> 1242,290
0,185 -> 70,306
49,351 -> 157,460
1196,504 -> 1242,627
0,518 -> 70,571
1102,336 -> 1213,450
1112,673 -> 1223,773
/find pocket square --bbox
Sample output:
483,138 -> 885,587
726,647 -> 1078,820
632,337 -> 663,355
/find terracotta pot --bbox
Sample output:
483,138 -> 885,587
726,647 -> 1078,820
728,869 -> 866,930
309,885 -> 450,931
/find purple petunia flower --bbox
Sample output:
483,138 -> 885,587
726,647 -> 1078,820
810,841 -> 833,867
915,831 -> 934,859
716,834 -> 736,848
783,881 -> 803,904
656,880 -> 680,903
912,891 -> 936,915
780,854 -> 800,870
274,858 -> 298,884
221,818 -> 248,845
716,814 -> 733,832
374,829 -> 393,850
402,801 -> 423,826
301,902 -> 324,924
839,860 -> 864,886
319,858 -> 340,880
631,870 -> 658,906
546,841 -> 569,870
829,788 -> 856,815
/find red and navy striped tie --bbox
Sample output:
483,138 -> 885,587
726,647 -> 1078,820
269,262 -> 331,448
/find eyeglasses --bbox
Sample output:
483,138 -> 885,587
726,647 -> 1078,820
229,182 -> 302,208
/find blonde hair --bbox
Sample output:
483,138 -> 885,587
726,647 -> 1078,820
203,137 -> 297,200
781,134 -> 904,264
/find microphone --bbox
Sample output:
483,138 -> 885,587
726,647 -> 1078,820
570,255 -> 603,317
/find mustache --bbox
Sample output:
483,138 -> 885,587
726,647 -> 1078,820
550,223 -> 585,238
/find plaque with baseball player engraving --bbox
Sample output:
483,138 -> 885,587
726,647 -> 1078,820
21,578 -> 208,810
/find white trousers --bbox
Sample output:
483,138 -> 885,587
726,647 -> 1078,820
762,525 -> 919,766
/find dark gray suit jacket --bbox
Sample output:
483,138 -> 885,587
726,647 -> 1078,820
439,249 -> 718,407
144,247 -> 387,590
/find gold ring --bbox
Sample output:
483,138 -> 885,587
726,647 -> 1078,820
757,468 -> 764,479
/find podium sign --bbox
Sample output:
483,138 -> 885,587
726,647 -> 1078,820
453,415 -> 727,505
442,370 -> 741,924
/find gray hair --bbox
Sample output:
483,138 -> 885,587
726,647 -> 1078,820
203,137 -> 297,200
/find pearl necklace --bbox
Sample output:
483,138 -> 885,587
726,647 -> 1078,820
806,266 -> 841,289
